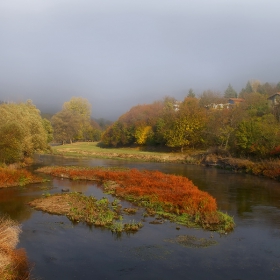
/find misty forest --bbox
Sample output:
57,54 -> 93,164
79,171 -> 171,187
2,80 -> 280,164
1,79 -> 280,279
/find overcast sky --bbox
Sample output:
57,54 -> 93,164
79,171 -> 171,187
1,0 -> 280,120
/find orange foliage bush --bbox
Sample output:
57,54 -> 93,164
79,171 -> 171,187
0,168 -> 43,188
37,166 -> 217,215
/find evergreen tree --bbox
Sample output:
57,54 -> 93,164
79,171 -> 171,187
224,84 -> 237,98
187,88 -> 195,98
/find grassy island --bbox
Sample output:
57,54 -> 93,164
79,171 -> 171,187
34,166 -> 234,233
29,193 -> 143,233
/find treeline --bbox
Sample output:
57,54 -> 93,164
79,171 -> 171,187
2,80 -> 280,164
101,80 -> 280,158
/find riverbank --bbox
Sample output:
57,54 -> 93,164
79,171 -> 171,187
50,142 -> 280,181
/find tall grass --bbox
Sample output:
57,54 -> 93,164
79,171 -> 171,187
0,215 -> 30,280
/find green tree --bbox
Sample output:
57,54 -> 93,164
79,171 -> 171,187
101,121 -> 133,147
234,114 -> 280,156
224,84 -> 237,98
239,81 -> 253,97
0,122 -> 24,164
42,118 -> 54,143
187,88 -> 195,98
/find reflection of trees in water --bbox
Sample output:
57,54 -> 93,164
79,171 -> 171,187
0,188 -> 34,222
161,164 -> 280,222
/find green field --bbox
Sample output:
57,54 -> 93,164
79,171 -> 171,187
51,142 -> 187,162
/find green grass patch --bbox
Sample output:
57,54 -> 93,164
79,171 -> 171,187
29,192 -> 143,233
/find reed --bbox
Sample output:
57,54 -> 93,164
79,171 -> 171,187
0,215 -> 30,280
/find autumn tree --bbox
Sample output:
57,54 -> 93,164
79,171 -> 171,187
101,121 -> 133,147
83,120 -> 102,141
52,97 -> 94,143
101,101 -> 164,147
0,101 -> 51,164
0,122 -> 24,164
160,97 -> 207,151
51,109 -> 83,144
240,92 -> 270,117
204,106 -> 244,150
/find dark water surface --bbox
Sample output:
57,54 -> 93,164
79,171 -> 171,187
1,154 -> 280,279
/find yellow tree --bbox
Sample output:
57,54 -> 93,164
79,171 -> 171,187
162,98 -> 207,151
0,100 -> 50,163
63,97 -> 92,140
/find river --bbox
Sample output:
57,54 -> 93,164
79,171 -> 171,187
0,154 -> 280,279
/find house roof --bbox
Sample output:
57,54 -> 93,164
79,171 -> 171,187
228,98 -> 245,102
267,92 -> 280,100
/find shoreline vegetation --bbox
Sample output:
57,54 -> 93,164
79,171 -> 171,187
0,168 -> 44,189
34,166 -> 235,233
51,142 -> 280,181
0,215 -> 30,280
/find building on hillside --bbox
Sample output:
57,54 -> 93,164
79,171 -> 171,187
228,98 -> 245,106
267,92 -> 280,106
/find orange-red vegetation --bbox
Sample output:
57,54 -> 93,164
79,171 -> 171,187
37,166 -> 217,215
0,168 -> 43,188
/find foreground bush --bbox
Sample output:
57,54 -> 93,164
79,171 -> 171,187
0,168 -> 44,188
0,215 -> 30,280
36,166 -> 234,232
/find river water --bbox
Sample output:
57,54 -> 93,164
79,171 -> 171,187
1,154 -> 280,280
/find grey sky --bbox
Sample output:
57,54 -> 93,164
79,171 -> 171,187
1,0 -> 280,120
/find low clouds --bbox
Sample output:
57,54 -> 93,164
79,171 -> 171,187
1,0 -> 280,119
